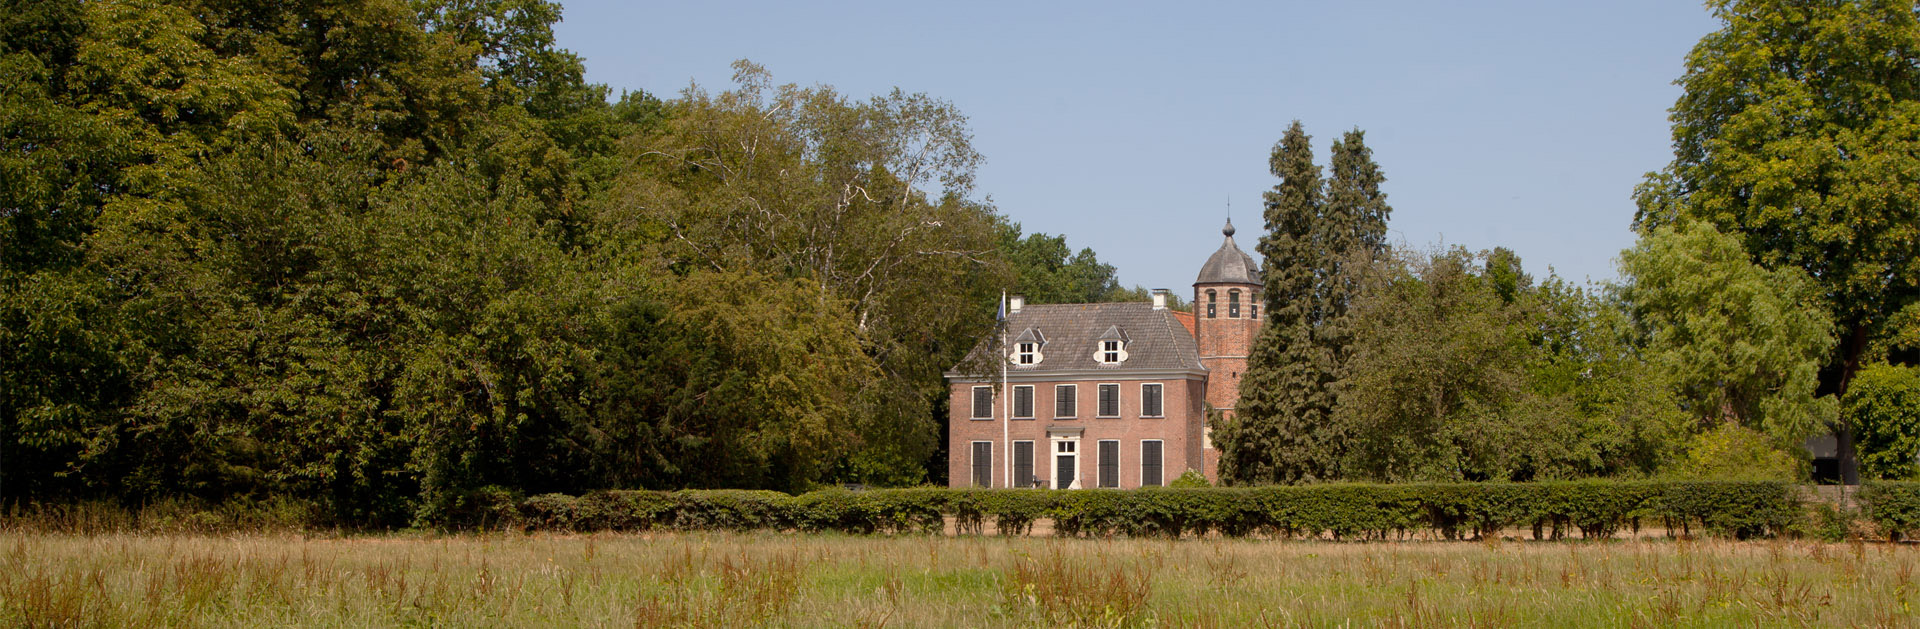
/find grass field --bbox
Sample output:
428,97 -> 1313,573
2,530 -> 1915,627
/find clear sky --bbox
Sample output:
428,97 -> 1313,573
552,1 -> 1725,292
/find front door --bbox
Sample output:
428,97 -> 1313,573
1053,439 -> 1078,489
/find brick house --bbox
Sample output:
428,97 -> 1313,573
946,221 -> 1261,488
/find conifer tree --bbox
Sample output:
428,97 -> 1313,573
1216,123 -> 1391,485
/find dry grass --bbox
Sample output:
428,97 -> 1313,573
0,531 -> 1916,627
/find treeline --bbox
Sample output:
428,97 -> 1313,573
0,0 -> 1146,525
1217,1 -> 1920,486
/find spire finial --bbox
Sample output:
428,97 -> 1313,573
1224,195 -> 1235,237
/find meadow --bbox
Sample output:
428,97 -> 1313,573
2,529 -> 1915,628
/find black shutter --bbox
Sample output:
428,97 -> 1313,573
1099,384 -> 1118,417
972,442 -> 992,487
1055,385 -> 1075,417
1143,384 -> 1163,417
1099,440 -> 1119,488
1014,386 -> 1033,418
1014,441 -> 1034,488
972,387 -> 992,419
1142,441 -> 1163,487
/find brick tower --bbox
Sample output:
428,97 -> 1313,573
1193,219 -> 1261,481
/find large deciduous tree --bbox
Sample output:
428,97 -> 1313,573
604,61 -> 1006,486
1635,0 -> 1920,482
1618,222 -> 1836,447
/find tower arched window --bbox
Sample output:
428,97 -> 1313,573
1228,290 -> 1241,318
1206,290 -> 1217,319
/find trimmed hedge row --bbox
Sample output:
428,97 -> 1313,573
1859,481 -> 1920,541
447,481 -> 1808,540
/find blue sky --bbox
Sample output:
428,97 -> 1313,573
553,1 -> 1724,292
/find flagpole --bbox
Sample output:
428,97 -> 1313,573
1000,291 -> 1011,489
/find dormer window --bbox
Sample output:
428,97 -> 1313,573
1094,325 -> 1129,365
1229,290 -> 1241,318
1009,328 -> 1045,366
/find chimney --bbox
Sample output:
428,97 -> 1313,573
1151,289 -> 1169,310
1009,295 -> 1025,314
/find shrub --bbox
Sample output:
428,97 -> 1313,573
1169,469 -> 1212,488
1859,481 -> 1920,541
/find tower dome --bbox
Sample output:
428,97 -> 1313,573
1194,219 -> 1260,286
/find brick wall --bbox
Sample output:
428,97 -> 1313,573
1194,282 -> 1259,484
948,374 -> 1205,489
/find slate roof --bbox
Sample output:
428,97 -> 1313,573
1195,219 -> 1261,286
949,302 -> 1205,377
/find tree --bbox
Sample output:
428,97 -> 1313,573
1618,221 -> 1836,447
1339,248 -> 1531,482
1635,0 -> 1920,482
1217,123 -> 1393,484
1845,362 -> 1920,479
603,61 -> 1006,485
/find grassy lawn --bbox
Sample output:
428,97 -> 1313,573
1,531 -> 1915,627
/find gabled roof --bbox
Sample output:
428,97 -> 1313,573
948,302 -> 1204,378
1195,219 -> 1261,286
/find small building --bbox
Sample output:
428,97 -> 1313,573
945,221 -> 1260,488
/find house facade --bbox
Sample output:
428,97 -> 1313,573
946,221 -> 1261,488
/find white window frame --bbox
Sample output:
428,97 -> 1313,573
1013,440 -> 1036,488
1054,384 -> 1077,419
1016,341 -> 1037,365
1140,440 -> 1164,487
1100,340 -> 1122,364
1096,383 -> 1121,418
970,386 -> 993,420
1140,383 -> 1164,418
970,441 -> 993,488
1097,439 -> 1121,488
1012,385 -> 1035,420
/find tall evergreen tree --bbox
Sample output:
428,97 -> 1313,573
1217,123 -> 1392,485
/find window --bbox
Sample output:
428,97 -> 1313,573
1097,384 -> 1120,417
1206,290 -> 1217,318
971,442 -> 992,488
1014,441 -> 1035,488
1013,385 -> 1034,419
1098,440 -> 1120,488
1016,342 -> 1036,365
1141,383 -> 1164,418
1251,304 -> 1258,319
1055,385 -> 1077,418
1229,290 -> 1241,318
1141,441 -> 1164,487
970,386 -> 992,420
1101,340 -> 1122,364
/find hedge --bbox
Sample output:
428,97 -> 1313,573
440,480 -> 1821,540
1859,481 -> 1920,541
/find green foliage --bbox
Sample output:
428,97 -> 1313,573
1222,123 -> 1392,485
434,482 -> 1807,541
2,0 -> 1012,520
1674,423 -> 1807,481
1168,469 -> 1211,488
1619,221 -> 1837,442
1637,0 -> 1920,480
1845,363 -> 1920,479
1339,248 -> 1531,482
1857,482 -> 1920,541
